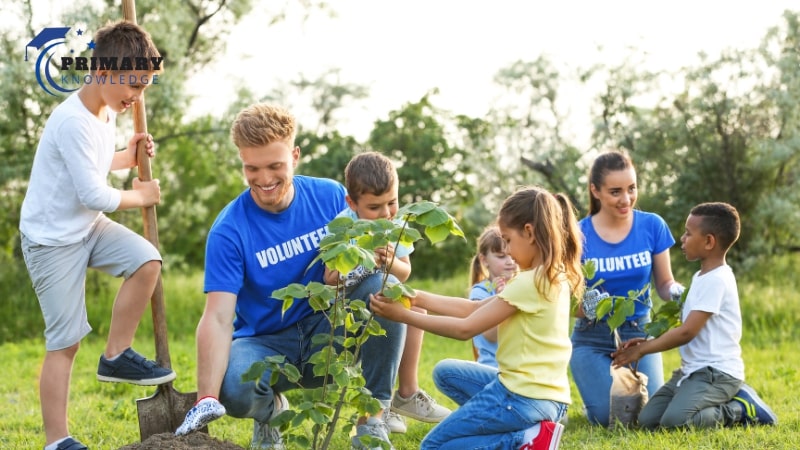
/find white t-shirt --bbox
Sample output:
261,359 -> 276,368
20,92 -> 121,246
679,264 -> 745,383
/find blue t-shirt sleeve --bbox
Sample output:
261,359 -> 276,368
651,213 -> 676,255
469,281 -> 493,301
204,196 -> 247,294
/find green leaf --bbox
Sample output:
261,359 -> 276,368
607,310 -> 626,331
283,363 -> 302,383
272,283 -> 309,301
281,297 -> 295,316
596,297 -> 613,319
382,283 -> 404,301
399,201 -> 437,217
241,361 -> 268,382
332,246 -> 363,274
424,223 -> 451,244
308,408 -> 330,425
582,260 -> 597,280
415,208 -> 450,227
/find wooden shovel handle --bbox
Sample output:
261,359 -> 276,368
122,0 -> 171,371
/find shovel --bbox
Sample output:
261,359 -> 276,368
121,0 -> 199,440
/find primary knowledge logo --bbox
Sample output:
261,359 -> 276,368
25,24 -> 162,96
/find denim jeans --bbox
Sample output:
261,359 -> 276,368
220,273 -> 406,421
570,317 -> 664,427
423,359 -> 567,449
347,273 -> 407,408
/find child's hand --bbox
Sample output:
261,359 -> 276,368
611,338 -> 646,367
128,132 -> 155,163
492,276 -> 507,293
133,177 -> 161,207
369,292 -> 409,321
374,244 -> 396,267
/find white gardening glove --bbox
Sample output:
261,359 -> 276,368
669,282 -> 685,302
582,289 -> 610,320
175,396 -> 226,436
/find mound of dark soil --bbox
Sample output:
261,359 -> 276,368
117,432 -> 245,450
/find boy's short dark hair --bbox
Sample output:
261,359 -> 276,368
93,20 -> 161,71
690,202 -> 741,251
344,152 -> 397,202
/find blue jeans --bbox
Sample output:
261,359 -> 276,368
423,359 -> 567,450
220,273 -> 406,421
570,317 -> 664,427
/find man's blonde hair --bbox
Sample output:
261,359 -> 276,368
230,103 -> 296,149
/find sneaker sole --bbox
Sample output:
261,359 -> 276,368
548,422 -> 564,450
97,371 -> 176,385
386,423 -> 407,434
737,385 -> 778,425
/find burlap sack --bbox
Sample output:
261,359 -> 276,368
608,364 -> 648,430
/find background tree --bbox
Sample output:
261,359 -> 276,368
366,92 -> 482,279
592,11 -> 800,265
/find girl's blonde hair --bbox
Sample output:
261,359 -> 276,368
497,186 -> 584,300
469,226 -> 507,286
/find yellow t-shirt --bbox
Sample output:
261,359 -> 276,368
495,267 -> 572,404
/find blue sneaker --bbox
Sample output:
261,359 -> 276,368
55,437 -> 87,450
732,383 -> 777,426
97,347 -> 176,386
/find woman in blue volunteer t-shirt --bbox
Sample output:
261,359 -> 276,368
570,150 -> 684,427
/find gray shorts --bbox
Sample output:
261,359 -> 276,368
21,215 -> 161,351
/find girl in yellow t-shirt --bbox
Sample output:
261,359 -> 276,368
371,186 -> 583,450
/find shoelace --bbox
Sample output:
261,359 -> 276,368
414,391 -> 437,412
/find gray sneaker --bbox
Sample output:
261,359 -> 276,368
251,393 -> 289,450
390,389 -> 451,423
97,347 -> 176,386
351,417 -> 394,450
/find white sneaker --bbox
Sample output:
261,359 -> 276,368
175,397 -> 226,436
251,393 -> 289,450
389,389 -> 451,423
351,417 -> 395,450
384,410 -> 407,434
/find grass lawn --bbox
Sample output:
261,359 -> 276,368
2,263 -> 800,449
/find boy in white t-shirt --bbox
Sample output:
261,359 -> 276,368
612,202 -> 777,428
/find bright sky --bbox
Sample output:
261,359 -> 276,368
19,1 -> 799,143
186,0 -> 798,142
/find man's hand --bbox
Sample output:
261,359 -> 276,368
175,397 -> 226,436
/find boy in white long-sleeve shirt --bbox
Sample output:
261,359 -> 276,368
19,20 -> 174,450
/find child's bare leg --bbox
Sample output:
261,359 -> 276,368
396,308 -> 425,397
41,343 -> 79,445
104,260 -> 160,358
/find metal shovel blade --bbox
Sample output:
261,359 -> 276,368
136,384 -> 202,438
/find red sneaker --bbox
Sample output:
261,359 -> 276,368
518,420 -> 564,450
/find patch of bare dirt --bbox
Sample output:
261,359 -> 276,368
117,432 -> 245,450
